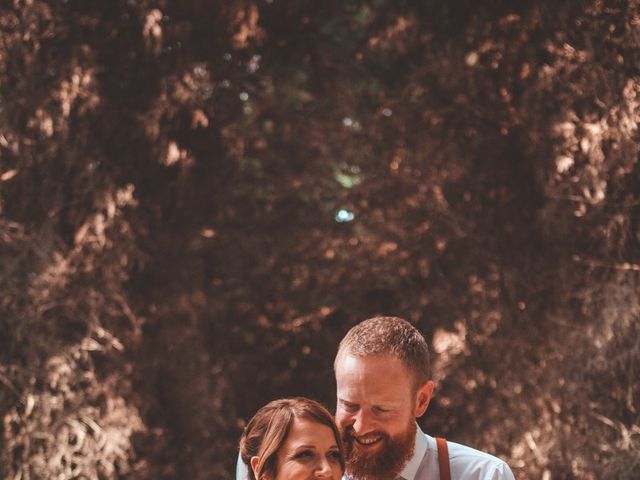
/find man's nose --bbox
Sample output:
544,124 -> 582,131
352,409 -> 372,434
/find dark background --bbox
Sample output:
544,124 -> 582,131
1,1 -> 639,478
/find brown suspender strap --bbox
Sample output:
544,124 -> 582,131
435,437 -> 451,480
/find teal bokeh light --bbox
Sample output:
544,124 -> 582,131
335,209 -> 355,222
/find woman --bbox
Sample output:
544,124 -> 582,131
238,397 -> 345,480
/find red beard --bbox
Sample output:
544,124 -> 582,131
342,421 -> 416,480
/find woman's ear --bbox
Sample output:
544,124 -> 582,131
250,456 -> 260,479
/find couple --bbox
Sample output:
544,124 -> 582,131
237,316 -> 516,480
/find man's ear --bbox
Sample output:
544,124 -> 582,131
250,456 -> 260,479
414,380 -> 435,418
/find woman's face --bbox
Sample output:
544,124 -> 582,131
274,417 -> 343,479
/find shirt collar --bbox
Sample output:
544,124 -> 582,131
397,423 -> 427,480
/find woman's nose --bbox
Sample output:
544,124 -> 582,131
314,458 -> 333,478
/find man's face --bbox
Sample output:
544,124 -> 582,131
335,353 -> 433,479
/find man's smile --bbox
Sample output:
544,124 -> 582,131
352,433 -> 384,449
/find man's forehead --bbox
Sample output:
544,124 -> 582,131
335,351 -> 409,374
335,353 -> 413,397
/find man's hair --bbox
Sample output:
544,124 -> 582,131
334,316 -> 431,389
239,397 -> 344,480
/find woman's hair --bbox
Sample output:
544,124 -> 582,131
239,397 -> 344,480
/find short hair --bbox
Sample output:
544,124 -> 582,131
334,316 -> 431,389
239,397 -> 345,480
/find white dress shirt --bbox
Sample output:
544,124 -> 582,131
382,424 -> 516,480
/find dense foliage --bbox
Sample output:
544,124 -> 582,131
1,1 -> 639,478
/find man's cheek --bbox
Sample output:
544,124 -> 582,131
335,413 -> 350,430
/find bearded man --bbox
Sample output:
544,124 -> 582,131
334,317 -> 515,480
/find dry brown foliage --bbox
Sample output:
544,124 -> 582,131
1,1 -> 639,479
